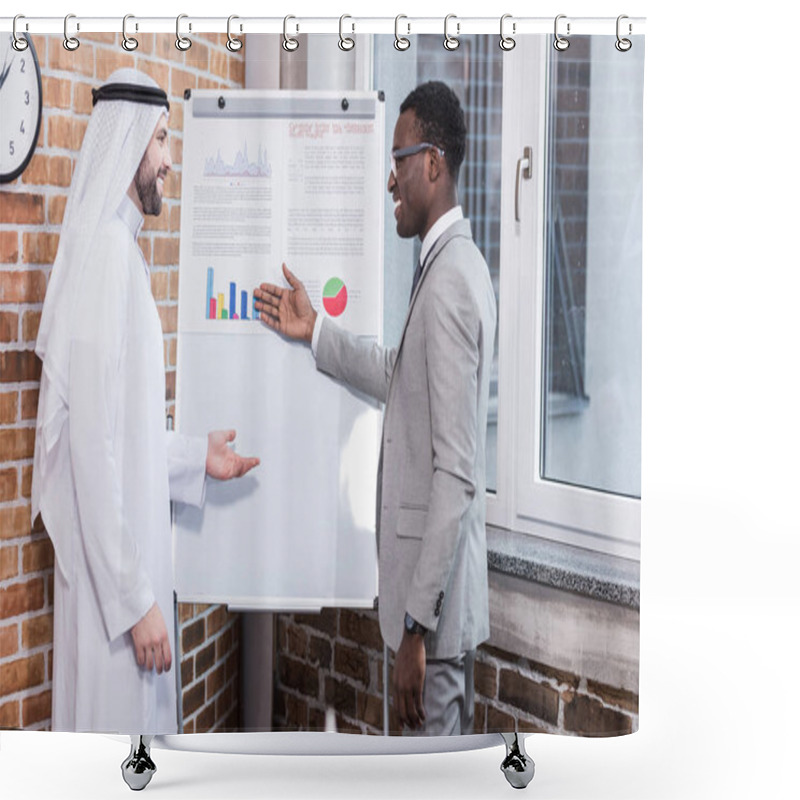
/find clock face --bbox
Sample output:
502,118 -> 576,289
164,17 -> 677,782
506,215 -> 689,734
0,33 -> 43,183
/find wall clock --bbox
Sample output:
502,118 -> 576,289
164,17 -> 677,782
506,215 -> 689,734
0,32 -> 43,183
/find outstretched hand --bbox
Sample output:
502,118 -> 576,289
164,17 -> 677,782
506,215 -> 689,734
254,263 -> 317,343
206,430 -> 260,480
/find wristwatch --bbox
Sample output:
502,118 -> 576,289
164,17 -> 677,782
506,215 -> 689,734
404,612 -> 427,636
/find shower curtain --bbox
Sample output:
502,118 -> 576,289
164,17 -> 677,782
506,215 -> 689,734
0,21 -> 643,744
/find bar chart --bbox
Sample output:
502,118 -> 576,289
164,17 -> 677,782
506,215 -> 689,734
205,267 -> 256,321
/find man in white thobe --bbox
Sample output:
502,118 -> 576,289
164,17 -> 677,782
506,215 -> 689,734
31,69 -> 259,734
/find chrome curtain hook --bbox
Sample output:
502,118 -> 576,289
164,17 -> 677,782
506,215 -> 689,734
176,13 -> 192,51
615,14 -> 632,51
394,14 -> 410,51
121,14 -> 138,51
553,14 -> 570,51
63,14 -> 80,51
226,15 -> 243,52
339,14 -> 355,51
12,15 -> 29,51
282,15 -> 299,52
499,13 -> 516,51
444,14 -> 460,51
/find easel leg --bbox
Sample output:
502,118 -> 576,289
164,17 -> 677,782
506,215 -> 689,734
121,735 -> 157,791
500,732 -> 535,789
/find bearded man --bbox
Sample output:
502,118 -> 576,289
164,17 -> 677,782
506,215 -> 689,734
31,69 -> 259,734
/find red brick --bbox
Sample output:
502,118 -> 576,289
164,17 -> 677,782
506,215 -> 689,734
178,602 -> 195,623
170,67 -> 197,100
0,699 -> 20,728
195,702 -> 216,733
48,116 -> 88,151
474,659 -> 497,698
0,429 -> 36,460
0,311 -> 18,342
22,538 -> 54,573
334,642 -> 370,686
150,270 -> 169,300
287,623 -> 308,658
0,468 -> 18,502
339,609 -> 383,650
21,311 -> 41,344
139,61 -> 169,93
74,83 -> 94,116
206,663 -> 225,699
47,194 -> 68,225
279,655 -> 319,698
22,690 -> 52,727
182,618 -> 205,653
0,192 -> 45,224
357,691 -> 383,729
0,577 -> 44,619
0,231 -> 19,262
49,39 -> 94,76
181,655 -> 194,687
20,466 -> 33,499
195,641 -> 216,678
563,693 -> 633,737
182,681 -> 204,718
21,612 -> 53,649
586,680 -> 639,715
42,76 -> 72,109
0,352 -> 41,383
22,233 -> 60,265
295,609 -> 337,639
20,389 -> 38,420
0,504 -> 34,541
308,635 -> 332,669
185,42 -> 210,72
498,670 -> 559,726
0,391 -> 18,423
0,621 -> 18,656
486,705 -> 515,733
21,154 -> 73,187
153,237 -> 180,266
0,653 -> 45,693
0,270 -> 48,302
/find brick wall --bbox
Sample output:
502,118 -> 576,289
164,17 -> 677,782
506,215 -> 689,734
273,608 -> 637,736
0,32 -> 245,732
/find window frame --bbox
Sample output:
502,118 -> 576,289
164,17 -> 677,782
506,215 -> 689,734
489,35 -> 641,561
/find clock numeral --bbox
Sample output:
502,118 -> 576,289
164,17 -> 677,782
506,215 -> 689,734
20,120 -> 25,135
20,59 -> 26,74
24,90 -> 30,106
9,141 -> 15,157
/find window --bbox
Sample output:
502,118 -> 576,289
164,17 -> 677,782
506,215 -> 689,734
282,32 -> 643,559
496,35 -> 643,558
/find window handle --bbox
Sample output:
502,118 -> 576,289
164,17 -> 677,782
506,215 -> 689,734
515,146 -> 533,222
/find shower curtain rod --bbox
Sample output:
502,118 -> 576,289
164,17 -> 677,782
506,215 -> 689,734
0,15 -> 646,37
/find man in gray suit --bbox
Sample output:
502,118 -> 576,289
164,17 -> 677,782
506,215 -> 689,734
255,81 -> 496,735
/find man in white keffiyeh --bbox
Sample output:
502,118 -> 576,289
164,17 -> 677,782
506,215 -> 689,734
31,69 -> 259,734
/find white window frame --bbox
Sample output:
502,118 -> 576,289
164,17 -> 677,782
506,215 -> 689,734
488,36 -> 641,561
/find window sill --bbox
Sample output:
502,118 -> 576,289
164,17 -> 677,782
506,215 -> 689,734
486,526 -> 640,610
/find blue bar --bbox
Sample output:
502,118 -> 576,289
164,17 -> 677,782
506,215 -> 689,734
206,267 -> 214,319
241,290 -> 249,320
230,282 -> 237,318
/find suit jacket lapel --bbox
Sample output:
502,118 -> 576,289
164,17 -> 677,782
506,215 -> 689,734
396,218 -> 473,358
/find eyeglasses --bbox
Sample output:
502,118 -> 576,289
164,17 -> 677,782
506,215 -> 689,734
390,142 -> 445,177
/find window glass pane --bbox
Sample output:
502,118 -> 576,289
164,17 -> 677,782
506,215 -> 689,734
374,36 -> 503,492
541,36 -> 643,498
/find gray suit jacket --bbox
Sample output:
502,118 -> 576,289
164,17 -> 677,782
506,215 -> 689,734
316,218 -> 497,658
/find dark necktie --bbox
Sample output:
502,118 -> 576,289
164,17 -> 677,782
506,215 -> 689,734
409,258 -> 423,303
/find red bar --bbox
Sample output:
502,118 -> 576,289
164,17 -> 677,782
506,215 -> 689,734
209,297 -> 217,319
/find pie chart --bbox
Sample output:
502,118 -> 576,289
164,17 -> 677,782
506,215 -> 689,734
322,277 -> 348,317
